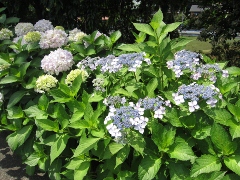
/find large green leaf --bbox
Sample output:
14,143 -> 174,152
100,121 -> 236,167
7,90 -> 26,108
0,76 -> 18,84
50,134 -> 69,164
24,105 -> 48,119
162,22 -> 181,34
70,74 -> 82,96
103,142 -> 124,159
227,103 -> 240,120
146,77 -> 158,97
74,161 -> 90,180
5,17 -> 20,24
128,131 -> 146,155
110,30 -> 122,43
168,162 -> 189,180
138,155 -> 161,180
150,9 -> 163,30
133,23 -> 154,36
24,152 -> 41,166
226,66 -> 240,76
7,125 -> 33,151
210,123 -> 237,155
117,43 -> 142,52
224,155 -> 240,176
229,123 -> 240,139
35,119 -> 59,132
73,137 -> 100,157
190,154 -> 222,177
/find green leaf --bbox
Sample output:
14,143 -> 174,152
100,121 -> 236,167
19,62 -> 31,77
88,93 -> 104,102
0,76 -> 18,84
24,105 -> 48,119
103,143 -> 124,159
146,77 -> 158,97
0,14 -> 6,23
5,17 -> 20,24
35,119 -> 59,132
74,161 -> 90,180
194,171 -> 226,180
70,110 -> 84,123
49,158 -> 62,180
7,125 -> 33,151
150,9 -> 163,30
210,123 -> 237,155
227,103 -> 240,119
50,134 -> 69,164
73,137 -> 100,157
226,66 -> 240,76
151,122 -> 176,152
49,89 -> 72,103
128,131 -> 146,155
162,22 -> 181,34
170,37 -> 194,50
168,162 -> 189,180
25,152 -> 41,166
117,43 -> 141,52
133,23 -> 154,36
65,158 -> 84,170
224,155 -> 240,176
219,82 -> 238,94
70,43 -> 86,54
7,106 -> 24,119
138,155 -> 161,180
169,137 -> 196,162
38,94 -> 49,111
229,123 -> 240,139
7,90 -> 26,108
0,7 -> 6,13
110,30 -> 121,43
70,74 -> 82,96
191,154 -> 222,177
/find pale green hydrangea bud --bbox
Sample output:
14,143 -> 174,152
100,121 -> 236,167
24,31 -> 41,43
55,26 -> 65,31
35,74 -> 58,93
65,69 -> 89,85
0,28 -> 13,40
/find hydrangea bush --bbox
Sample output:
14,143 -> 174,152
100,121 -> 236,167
1,9 -> 240,180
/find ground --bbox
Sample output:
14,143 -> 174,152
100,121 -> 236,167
0,131 -> 49,180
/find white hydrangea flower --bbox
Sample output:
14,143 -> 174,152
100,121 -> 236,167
188,101 -> 200,112
41,48 -> 74,75
154,106 -> 166,119
34,19 -> 54,32
206,98 -> 218,107
0,28 -> 13,40
35,74 -> 58,93
15,23 -> 34,36
172,93 -> 185,105
65,69 -> 88,85
68,28 -> 87,42
222,70 -> 229,78
0,92 -> 4,103
39,29 -> 68,49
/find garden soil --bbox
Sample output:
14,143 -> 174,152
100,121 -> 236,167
0,131 -> 49,180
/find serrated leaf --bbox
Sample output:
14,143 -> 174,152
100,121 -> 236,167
35,119 -> 59,132
227,103 -> 240,119
24,105 -> 48,119
146,77 -> 158,97
226,66 -> 240,76
170,37 -> 194,50
110,30 -> 121,43
128,131 -> 146,155
73,137 -> 100,157
191,154 -> 221,177
50,134 -> 69,164
88,94 -> 104,102
229,123 -> 240,139
138,155 -> 161,180
133,23 -> 154,36
7,125 -> 33,151
162,22 -> 181,34
194,171 -> 226,180
224,155 -> 240,176
25,153 -> 40,166
168,162 -> 189,180
103,142 -> 124,159
117,43 -> 141,52
7,90 -> 26,108
150,9 -> 163,30
211,123 -> 237,155
74,161 -> 90,180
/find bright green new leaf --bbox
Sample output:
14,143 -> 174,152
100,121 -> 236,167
50,134 -> 69,164
7,125 -> 33,151
35,119 -> 59,132
227,103 -> 240,120
74,161 -> 90,180
88,94 -> 104,102
38,94 -> 49,111
150,9 -> 163,30
65,158 -> 84,170
133,23 -> 154,36
226,66 -> 240,76
224,155 -> 240,176
103,142 -> 124,159
110,30 -> 122,43
73,137 -> 100,157
24,105 -> 48,119
7,90 -> 26,108
162,22 -> 181,34
191,154 -> 222,177
146,77 -> 158,97
138,155 -> 161,180
70,75 -> 82,96
229,123 -> 240,139
25,152 -> 41,166
117,43 -> 142,52
211,123 -> 237,155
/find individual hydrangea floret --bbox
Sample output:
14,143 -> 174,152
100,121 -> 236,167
173,83 -> 222,111
0,92 -> 4,103
0,28 -> 13,40
34,19 -> 54,32
39,29 -> 68,49
35,74 -> 58,93
92,78 -> 105,92
41,48 -> 74,75
68,28 -> 87,42
24,31 -> 41,43
15,22 -> 34,36
77,53 -> 147,73
65,69 -> 88,85
103,96 -> 126,106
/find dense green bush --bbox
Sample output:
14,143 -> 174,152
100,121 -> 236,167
1,9 -> 240,180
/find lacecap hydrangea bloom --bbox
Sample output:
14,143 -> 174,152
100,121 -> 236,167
15,23 -> 34,36
34,19 -> 54,32
39,29 -> 68,49
0,28 -> 13,40
41,48 -> 74,75
173,82 -> 222,112
65,69 -> 89,85
68,28 -> 87,42
92,78 -> 106,92
24,31 -> 41,43
35,74 -> 58,93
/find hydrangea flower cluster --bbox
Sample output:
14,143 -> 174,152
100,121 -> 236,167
103,96 -> 126,106
39,29 -> 68,49
34,19 -> 54,32
68,28 -> 87,42
173,83 -> 222,112
167,50 -> 229,80
0,92 -> 4,103
92,78 -> 106,92
35,74 -> 58,93
15,23 -> 34,36
77,53 -> 149,73
41,48 -> 74,75
0,28 -> 13,40
65,69 -> 88,85
104,104 -> 149,139
136,97 -> 171,119
24,31 -> 41,43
